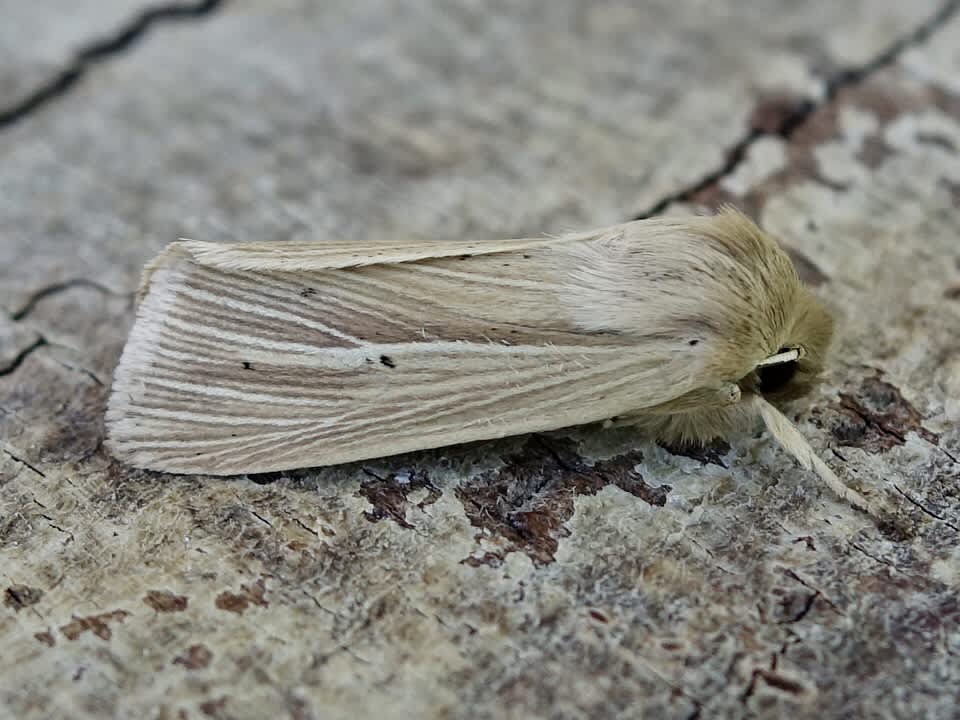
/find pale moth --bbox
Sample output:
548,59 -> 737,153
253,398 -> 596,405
106,208 -> 874,514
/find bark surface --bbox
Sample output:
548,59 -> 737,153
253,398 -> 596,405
2,2 -> 958,718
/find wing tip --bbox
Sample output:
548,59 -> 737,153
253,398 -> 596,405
108,253 -> 197,473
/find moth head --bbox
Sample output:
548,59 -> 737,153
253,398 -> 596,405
743,287 -> 835,403
754,346 -> 804,394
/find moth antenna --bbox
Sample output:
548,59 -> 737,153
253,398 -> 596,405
752,396 -> 880,517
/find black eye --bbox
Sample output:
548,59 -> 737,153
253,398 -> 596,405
758,349 -> 798,393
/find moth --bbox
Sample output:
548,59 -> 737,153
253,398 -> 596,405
106,208 -> 874,514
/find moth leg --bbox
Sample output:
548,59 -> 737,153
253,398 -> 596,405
717,382 -> 741,405
602,413 -> 647,430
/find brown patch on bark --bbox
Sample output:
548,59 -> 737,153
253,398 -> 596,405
772,589 -> 818,624
749,94 -> 813,135
785,247 -> 829,287
214,592 -> 248,614
173,643 -> 213,669
461,551 -> 504,568
60,610 -> 129,641
839,75 -> 928,125
944,284 -> 960,300
691,99 -> 845,220
691,78 -> 948,224
359,470 -> 441,529
34,631 -> 55,647
659,439 -> 731,467
35,381 -> 108,465
743,665 -> 810,702
931,84 -> 960,122
940,178 -> 960,208
826,376 -> 939,452
787,99 -> 842,149
688,184 -> 761,219
755,670 -> 807,695
215,578 -> 268,614
199,697 -> 229,719
888,594 -> 960,650
4,584 -> 43,611
856,134 -> 896,169
144,589 -> 188,613
456,437 -> 670,566
347,136 -> 449,178
242,578 -> 268,606
836,77 -> 959,170
684,192 -> 829,287
287,696 -> 314,720
779,105 -> 848,192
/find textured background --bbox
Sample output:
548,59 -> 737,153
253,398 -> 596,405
2,2 -> 959,718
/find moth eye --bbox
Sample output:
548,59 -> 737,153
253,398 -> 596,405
758,347 -> 798,393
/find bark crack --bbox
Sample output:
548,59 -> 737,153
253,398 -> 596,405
52,359 -> 105,387
0,337 -> 47,376
9,279 -> 130,321
292,517 -> 320,537
0,0 -> 225,129
38,514 -> 76,544
634,0 -> 960,219
848,540 -> 898,571
782,569 -> 843,615
0,333 -> 104,384
892,485 -> 959,531
3,448 -> 47,478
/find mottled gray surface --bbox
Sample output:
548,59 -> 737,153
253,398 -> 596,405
0,1 -> 219,121
1,1 -> 959,719
1,0 -> 154,108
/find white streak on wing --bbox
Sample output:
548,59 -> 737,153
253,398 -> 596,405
154,319 -> 629,367
134,376 -> 342,407
187,265 -> 405,337
133,350 -> 645,463
157,313 -> 326,356
180,236 -> 566,271
127,352 -> 553,440
180,286 -> 362,347
408,264 -> 566,292
122,405 -> 318,427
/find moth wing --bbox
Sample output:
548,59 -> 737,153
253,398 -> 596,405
175,235 -> 584,271
107,234 -> 701,474
137,234 -> 588,301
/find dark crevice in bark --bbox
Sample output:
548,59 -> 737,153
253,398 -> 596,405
892,485 -> 960,531
634,0 -> 960,219
0,337 -> 48,377
0,0 -> 225,129
2,449 -> 47,478
0,331 -> 104,382
10,279 -> 128,321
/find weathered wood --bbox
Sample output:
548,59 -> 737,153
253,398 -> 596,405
1,2 -> 958,718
